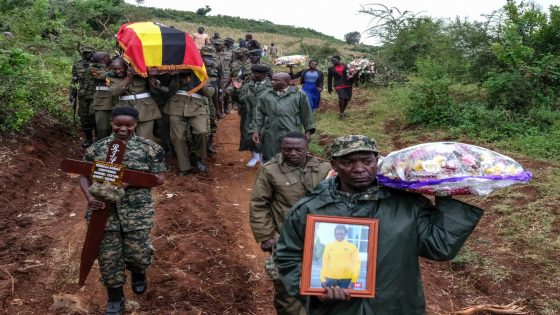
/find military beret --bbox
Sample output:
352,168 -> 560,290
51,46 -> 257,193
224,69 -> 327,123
224,37 -> 234,43
251,64 -> 270,73
249,48 -> 262,55
213,39 -> 224,45
331,135 -> 379,158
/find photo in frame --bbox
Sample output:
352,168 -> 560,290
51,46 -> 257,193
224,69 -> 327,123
300,215 -> 379,298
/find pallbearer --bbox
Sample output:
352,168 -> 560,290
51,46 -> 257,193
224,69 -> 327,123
72,107 -> 165,315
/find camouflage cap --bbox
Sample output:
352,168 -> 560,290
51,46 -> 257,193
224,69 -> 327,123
330,135 -> 379,158
213,39 -> 225,45
200,45 -> 216,56
235,47 -> 249,55
80,45 -> 96,53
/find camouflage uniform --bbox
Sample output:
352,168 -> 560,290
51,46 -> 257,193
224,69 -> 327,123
88,63 -> 115,140
217,46 -> 234,112
70,47 -> 96,142
83,133 -> 165,288
165,75 -> 213,172
251,153 -> 331,315
107,76 -> 162,140
200,45 -> 221,134
224,48 -> 252,109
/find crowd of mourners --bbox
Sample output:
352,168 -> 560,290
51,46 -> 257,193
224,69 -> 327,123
73,25 -> 484,315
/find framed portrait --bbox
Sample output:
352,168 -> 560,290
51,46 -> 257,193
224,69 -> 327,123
300,215 -> 379,298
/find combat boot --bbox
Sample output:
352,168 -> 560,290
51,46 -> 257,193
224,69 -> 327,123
82,130 -> 94,148
105,286 -> 125,315
131,272 -> 147,295
207,135 -> 217,157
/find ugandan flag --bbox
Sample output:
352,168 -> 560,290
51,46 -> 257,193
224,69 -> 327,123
117,22 -> 207,93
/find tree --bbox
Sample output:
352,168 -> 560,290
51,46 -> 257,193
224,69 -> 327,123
196,5 -> 211,16
344,31 -> 361,45
359,3 -> 424,44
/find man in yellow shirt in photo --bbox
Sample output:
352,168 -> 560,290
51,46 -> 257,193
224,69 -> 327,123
320,225 -> 361,289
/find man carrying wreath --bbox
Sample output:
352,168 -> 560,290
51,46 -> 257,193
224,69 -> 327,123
275,135 -> 483,314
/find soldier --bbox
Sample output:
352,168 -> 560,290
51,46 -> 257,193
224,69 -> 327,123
200,45 -> 221,156
234,64 -> 272,167
70,45 -> 96,147
151,73 -> 174,157
250,132 -> 331,315
165,70 -> 213,175
224,37 -> 235,51
250,73 -> 315,162
79,107 -> 165,315
217,38 -> 235,114
275,135 -> 484,315
106,58 -> 162,140
88,52 -> 114,140
222,48 -> 252,112
248,48 -> 273,78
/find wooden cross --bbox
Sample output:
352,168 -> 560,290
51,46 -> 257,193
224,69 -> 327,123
60,139 -> 160,286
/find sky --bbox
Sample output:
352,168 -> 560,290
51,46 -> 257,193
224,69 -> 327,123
125,0 -> 557,45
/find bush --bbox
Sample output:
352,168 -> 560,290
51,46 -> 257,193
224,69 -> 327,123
0,49 -> 71,131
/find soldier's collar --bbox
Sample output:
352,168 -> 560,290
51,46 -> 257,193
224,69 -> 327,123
330,177 -> 389,201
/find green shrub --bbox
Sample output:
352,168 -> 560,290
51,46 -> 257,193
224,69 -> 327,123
0,49 -> 71,131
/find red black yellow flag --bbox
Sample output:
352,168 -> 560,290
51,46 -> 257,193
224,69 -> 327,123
117,22 -> 207,93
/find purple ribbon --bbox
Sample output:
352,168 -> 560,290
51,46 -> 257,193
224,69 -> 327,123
376,171 -> 533,189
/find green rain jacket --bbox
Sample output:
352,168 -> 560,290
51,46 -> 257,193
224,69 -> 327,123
236,77 -> 272,151
275,177 -> 483,315
249,86 -> 315,161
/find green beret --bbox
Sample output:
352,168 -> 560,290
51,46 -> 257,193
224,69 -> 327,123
331,135 -> 379,158
251,64 -> 270,73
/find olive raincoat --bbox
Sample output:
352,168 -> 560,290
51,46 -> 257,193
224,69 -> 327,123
237,78 -> 272,151
276,177 -> 483,315
249,86 -> 315,161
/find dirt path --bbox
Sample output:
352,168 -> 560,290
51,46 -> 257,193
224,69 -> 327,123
0,114 -> 274,314
1,88 -> 556,314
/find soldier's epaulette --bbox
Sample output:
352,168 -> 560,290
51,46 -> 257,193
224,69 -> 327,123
307,153 -> 329,163
262,157 -> 279,168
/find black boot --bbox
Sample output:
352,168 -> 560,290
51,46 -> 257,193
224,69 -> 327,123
82,130 -> 94,148
207,135 -> 216,157
105,286 -> 125,315
131,272 -> 147,295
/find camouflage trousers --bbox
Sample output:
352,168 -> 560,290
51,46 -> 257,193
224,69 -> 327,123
265,255 -> 307,315
78,98 -> 95,131
98,228 -> 154,288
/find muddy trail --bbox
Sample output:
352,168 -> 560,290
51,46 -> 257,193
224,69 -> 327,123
0,88 -> 556,314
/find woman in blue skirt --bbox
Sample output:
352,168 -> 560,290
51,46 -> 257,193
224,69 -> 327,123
289,60 -> 324,111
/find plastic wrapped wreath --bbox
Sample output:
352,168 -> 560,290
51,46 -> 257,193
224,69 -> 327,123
347,58 -> 375,79
377,142 -> 532,196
